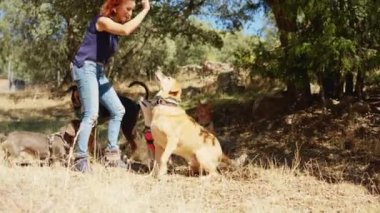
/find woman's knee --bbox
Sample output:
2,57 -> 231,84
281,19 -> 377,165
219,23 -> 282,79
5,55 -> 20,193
112,106 -> 125,120
118,106 -> 126,117
82,111 -> 99,126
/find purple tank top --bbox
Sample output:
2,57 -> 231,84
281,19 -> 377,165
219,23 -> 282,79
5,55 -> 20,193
72,16 -> 119,67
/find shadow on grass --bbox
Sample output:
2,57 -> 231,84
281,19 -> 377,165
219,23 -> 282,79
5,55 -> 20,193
0,106 -> 72,121
193,94 -> 380,194
0,96 -> 75,135
0,119 -> 67,135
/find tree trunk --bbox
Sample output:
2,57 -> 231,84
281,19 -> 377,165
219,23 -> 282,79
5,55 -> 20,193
355,70 -> 364,99
345,72 -> 354,95
318,71 -> 327,109
286,80 -> 297,96
266,0 -> 300,97
265,0 -> 298,32
300,70 -> 311,97
322,72 -> 343,99
335,73 -> 345,98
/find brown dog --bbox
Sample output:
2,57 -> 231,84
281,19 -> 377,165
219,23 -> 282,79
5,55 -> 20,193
195,99 -> 215,134
150,71 -> 246,178
1,131 -> 69,165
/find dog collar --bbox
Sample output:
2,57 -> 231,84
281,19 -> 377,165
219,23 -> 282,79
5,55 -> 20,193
156,97 -> 180,107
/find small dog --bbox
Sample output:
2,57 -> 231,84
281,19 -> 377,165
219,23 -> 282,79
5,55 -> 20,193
195,99 -> 215,134
150,71 -> 246,178
59,119 -> 99,157
67,81 -> 150,154
1,131 -> 69,165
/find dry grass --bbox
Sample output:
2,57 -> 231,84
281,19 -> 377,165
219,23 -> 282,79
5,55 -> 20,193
0,162 -> 379,213
0,89 -> 380,212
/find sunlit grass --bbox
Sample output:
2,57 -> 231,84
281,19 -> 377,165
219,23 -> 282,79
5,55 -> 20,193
0,162 -> 379,212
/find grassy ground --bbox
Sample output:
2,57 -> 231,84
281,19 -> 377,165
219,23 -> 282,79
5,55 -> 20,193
1,162 -> 379,212
0,88 -> 379,212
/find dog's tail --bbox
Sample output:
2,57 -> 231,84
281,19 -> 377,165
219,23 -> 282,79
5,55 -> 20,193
128,81 -> 149,99
219,153 -> 248,170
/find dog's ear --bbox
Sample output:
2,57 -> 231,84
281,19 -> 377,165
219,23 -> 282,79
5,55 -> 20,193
169,81 -> 182,101
68,86 -> 81,109
65,85 -> 78,93
139,98 -> 152,108
168,90 -> 179,97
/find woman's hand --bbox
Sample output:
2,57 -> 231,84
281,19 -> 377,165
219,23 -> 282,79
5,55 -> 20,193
141,0 -> 150,11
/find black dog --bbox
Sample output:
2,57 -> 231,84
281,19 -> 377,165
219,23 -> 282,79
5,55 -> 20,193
67,81 -> 149,153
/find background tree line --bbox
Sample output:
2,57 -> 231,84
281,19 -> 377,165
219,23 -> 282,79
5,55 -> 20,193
0,0 -> 256,86
256,0 -> 380,99
0,0 -> 379,101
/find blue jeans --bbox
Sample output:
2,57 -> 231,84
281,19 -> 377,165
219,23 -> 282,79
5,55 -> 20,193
71,61 -> 125,158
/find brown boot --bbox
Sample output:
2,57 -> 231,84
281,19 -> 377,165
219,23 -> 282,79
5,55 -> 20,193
72,156 -> 92,173
104,148 -> 128,169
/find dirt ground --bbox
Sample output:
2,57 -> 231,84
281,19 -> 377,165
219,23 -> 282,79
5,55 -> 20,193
0,79 -> 10,93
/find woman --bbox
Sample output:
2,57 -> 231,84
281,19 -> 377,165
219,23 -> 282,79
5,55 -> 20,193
71,0 -> 150,172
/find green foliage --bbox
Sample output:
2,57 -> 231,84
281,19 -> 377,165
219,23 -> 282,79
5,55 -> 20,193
211,32 -> 258,68
1,0 -> 259,85
252,41 -> 282,79
253,0 -> 380,95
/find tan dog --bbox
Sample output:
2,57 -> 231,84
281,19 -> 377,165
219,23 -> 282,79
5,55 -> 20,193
1,131 -> 69,165
150,71 -> 245,178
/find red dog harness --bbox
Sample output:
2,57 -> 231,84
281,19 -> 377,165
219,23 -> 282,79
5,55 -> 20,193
144,126 -> 155,152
